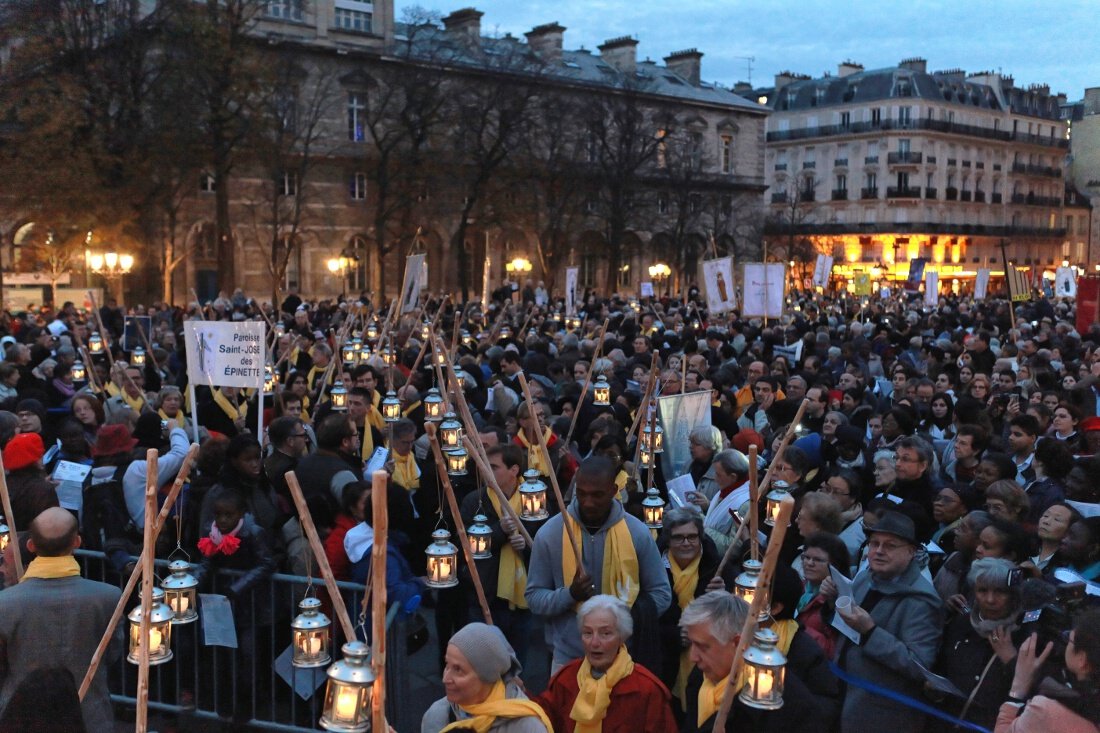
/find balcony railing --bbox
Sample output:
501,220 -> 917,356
960,190 -> 972,201
887,186 -> 922,199
926,155 -> 937,164
947,158 -> 958,167
974,191 -> 986,203
774,163 -> 788,171
861,187 -> 879,199
864,155 -> 879,164
945,187 -> 958,201
765,117 -> 1069,149
771,192 -> 788,203
834,158 -> 848,167
924,188 -> 938,199
803,161 -> 816,170
1012,193 -> 1026,204
800,190 -> 816,202
887,151 -> 923,165
962,160 -> 971,168
992,193 -> 1003,203
763,221 -> 1067,238
832,189 -> 848,200
976,162 -> 985,169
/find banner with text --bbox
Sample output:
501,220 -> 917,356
399,254 -> 426,314
702,256 -> 737,314
657,390 -> 712,481
974,269 -> 991,300
742,263 -> 785,318
1008,267 -> 1030,302
812,254 -> 834,288
184,321 -> 266,389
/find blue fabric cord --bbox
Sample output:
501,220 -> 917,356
828,661 -> 992,733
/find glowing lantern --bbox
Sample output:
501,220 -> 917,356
380,390 -> 401,423
642,487 -> 665,529
423,388 -> 445,423
88,332 -> 104,354
733,558 -> 770,621
739,627 -> 787,710
341,341 -> 357,366
263,364 -> 277,395
71,360 -> 87,384
592,375 -> 611,406
764,480 -> 791,527
467,514 -> 492,559
330,380 -> 348,411
365,321 -> 379,341
518,469 -> 549,520
438,412 -> 463,449
160,560 -> 199,625
0,517 -> 9,552
291,596 -> 332,668
126,587 -> 174,666
445,446 -> 468,476
641,422 -> 664,454
425,529 -> 459,588
319,641 -> 374,732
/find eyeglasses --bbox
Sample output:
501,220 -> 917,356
867,539 -> 910,552
670,533 -> 700,545
800,553 -> 829,565
820,485 -> 850,497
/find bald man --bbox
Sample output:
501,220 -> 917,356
0,508 -> 122,729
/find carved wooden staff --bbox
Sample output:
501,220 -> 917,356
285,471 -> 357,642
86,290 -> 115,369
310,311 -> 360,421
748,444 -> 759,562
461,436 -> 534,549
78,445 -> 198,701
627,361 -> 661,480
426,425 -> 493,625
370,469 -> 389,733
0,453 -> 23,581
711,493 -> 795,733
713,398 -> 809,580
517,373 -> 582,567
135,450 -> 158,733
561,318 -> 611,451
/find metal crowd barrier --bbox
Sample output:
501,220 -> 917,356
75,549 -> 414,732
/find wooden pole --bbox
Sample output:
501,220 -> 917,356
369,470 -> 388,733
189,289 -> 206,320
516,373 -> 582,567
426,426 -> 493,625
628,362 -> 661,480
79,445 -> 198,701
135,450 -> 158,733
284,472 -> 357,642
561,318 -> 611,451
711,494 -> 795,733
748,444 -> 759,562
86,290 -> 115,369
0,453 -> 23,581
713,398 -> 808,580
461,436 -> 533,548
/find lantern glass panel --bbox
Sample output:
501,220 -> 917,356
425,529 -> 459,588
291,597 -> 332,668
381,391 -> 401,423
320,641 -> 374,732
445,447 -> 468,476
439,414 -> 463,448
161,560 -> 199,624
739,628 -> 787,710
126,588 -> 174,665
89,333 -> 104,353
131,346 -> 146,365
72,361 -> 86,382
518,470 -> 549,520
468,514 -> 492,559
423,389 -> 445,422
592,376 -> 611,406
764,481 -> 791,527
330,381 -> 348,411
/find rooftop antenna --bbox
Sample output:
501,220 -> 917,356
733,55 -> 755,85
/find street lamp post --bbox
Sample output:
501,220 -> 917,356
648,262 -> 671,295
87,250 -> 135,304
326,252 -> 359,297
505,257 -> 532,303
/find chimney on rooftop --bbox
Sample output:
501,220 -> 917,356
774,71 -> 800,90
598,36 -> 638,74
664,48 -> 703,86
899,57 -> 927,73
442,7 -> 483,47
525,22 -> 565,62
838,60 -> 863,78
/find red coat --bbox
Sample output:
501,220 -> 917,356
534,657 -> 679,733
324,514 -> 358,581
798,593 -> 840,660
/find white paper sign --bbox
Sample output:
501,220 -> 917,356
365,446 -> 389,478
773,341 -> 803,366
812,255 -> 834,288
1056,267 -> 1078,298
52,460 -> 92,483
974,269 -> 991,300
741,263 -> 785,318
640,281 -> 654,298
828,566 -> 861,644
924,271 -> 939,306
565,267 -> 579,315
184,321 -> 266,389
200,594 -> 239,648
665,474 -> 696,508
1067,500 -> 1100,518
702,256 -> 737,314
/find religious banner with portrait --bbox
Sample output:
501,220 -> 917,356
702,256 -> 737,314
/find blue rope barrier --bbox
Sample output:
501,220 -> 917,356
828,661 -> 992,733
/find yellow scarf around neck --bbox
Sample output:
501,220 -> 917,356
770,619 -> 799,655
213,388 -> 247,422
517,427 -> 552,477
402,400 -> 422,418
106,382 -> 121,398
439,680 -> 552,733
158,409 -> 185,430
367,391 -> 386,433
392,450 -> 419,490
670,554 -> 701,706
361,416 -> 374,460
307,364 -> 333,395
487,488 -> 527,609
22,556 -> 81,582
698,673 -> 732,728
614,470 -> 629,503
121,389 -> 146,413
562,513 -> 639,608
570,646 -> 635,733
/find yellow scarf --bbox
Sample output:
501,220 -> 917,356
614,470 -> 630,503
22,556 -> 81,582
402,400 -> 422,418
307,364 -> 333,394
158,409 -> 185,430
670,554 -> 701,706
487,488 -> 527,609
367,391 -> 386,433
213,388 -> 247,422
106,382 -> 121,398
439,680 -> 552,733
119,388 -> 145,413
300,394 -> 312,424
697,673 -> 732,728
392,450 -> 419,490
361,416 -> 374,460
570,646 -> 635,733
562,513 -> 639,608
517,428 -> 552,477
770,619 -> 799,655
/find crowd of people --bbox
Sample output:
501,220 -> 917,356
0,282 -> 1098,732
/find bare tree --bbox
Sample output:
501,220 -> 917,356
765,175 -> 823,263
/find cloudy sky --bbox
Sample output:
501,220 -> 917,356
398,0 -> 1099,100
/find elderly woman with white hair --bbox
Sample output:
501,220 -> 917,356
422,622 -> 553,733
535,595 -> 677,733
688,426 -> 725,496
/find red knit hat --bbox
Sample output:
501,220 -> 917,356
3,433 -> 45,471
732,428 -> 765,454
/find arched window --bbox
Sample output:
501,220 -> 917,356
349,236 -> 369,293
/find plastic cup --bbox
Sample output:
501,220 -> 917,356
836,595 -> 853,611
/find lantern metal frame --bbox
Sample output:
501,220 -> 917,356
438,412 -> 463,449
263,363 -> 277,395
467,514 -> 492,559
330,380 -> 348,411
641,422 -> 664,454
733,558 -> 772,621
291,596 -> 332,668
425,528 -> 460,588
764,480 -> 791,527
638,445 -> 654,469
126,586 -> 175,665
71,360 -> 87,384
423,388 -> 445,423
88,332 -> 104,354
341,342 -> 357,365
420,320 -> 432,342
319,641 -> 375,732
160,559 -> 199,624
365,321 -> 379,341
592,375 -> 611,406
131,345 -> 146,366
380,346 -> 395,366
445,446 -> 468,476
739,627 -> 787,710
380,390 -> 402,423
518,469 -> 549,520
642,487 -> 666,528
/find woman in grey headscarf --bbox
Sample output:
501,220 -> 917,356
421,623 -> 553,733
